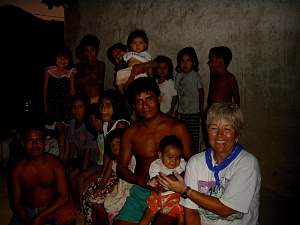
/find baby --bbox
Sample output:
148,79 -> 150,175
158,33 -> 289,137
139,135 -> 186,225
116,29 -> 152,93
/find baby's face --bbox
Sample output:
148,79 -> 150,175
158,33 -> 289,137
130,37 -> 147,53
160,145 -> 181,169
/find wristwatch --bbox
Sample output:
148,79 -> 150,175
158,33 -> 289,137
181,186 -> 191,199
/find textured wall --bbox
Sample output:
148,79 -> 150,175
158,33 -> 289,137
65,0 -> 300,196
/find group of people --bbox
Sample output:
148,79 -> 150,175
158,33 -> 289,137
8,29 -> 261,225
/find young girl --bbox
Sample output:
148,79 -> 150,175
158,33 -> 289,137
175,47 -> 204,153
65,95 -> 99,209
83,128 -> 135,225
43,46 -> 76,160
87,89 -> 130,169
116,29 -> 152,93
139,135 -> 186,225
153,55 -> 178,116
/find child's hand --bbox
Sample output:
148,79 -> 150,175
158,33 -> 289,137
147,177 -> 158,187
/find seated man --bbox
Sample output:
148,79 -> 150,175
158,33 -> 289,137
9,126 -> 77,225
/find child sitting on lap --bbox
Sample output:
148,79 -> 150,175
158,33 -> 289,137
139,135 -> 186,225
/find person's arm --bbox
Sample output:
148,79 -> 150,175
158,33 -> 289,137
116,127 -> 146,186
184,207 -> 201,225
43,71 -> 50,113
82,148 -> 91,170
11,165 -> 31,225
168,96 -> 178,116
124,61 -> 157,92
70,69 -> 76,96
158,172 -> 236,218
230,75 -> 240,106
174,122 -> 192,160
33,158 -> 69,223
198,88 -> 204,118
99,157 -> 113,188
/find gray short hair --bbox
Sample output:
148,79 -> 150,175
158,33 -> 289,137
206,103 -> 244,135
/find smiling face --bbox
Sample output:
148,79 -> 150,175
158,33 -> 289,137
56,54 -> 69,69
180,54 -> 193,73
100,97 -> 113,122
159,145 -> 181,169
24,130 -> 45,157
207,118 -> 238,162
134,91 -> 160,120
130,37 -> 147,53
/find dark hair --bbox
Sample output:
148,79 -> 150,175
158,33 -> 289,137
104,128 -> 125,160
176,47 -> 199,72
76,34 -> 100,61
127,77 -> 160,106
209,46 -> 232,68
70,93 -> 89,108
159,135 -> 183,153
153,55 -> 174,80
107,42 -> 127,65
100,89 -> 129,121
127,29 -> 149,51
53,45 -> 73,69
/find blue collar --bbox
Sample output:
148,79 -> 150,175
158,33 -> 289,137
205,143 -> 243,187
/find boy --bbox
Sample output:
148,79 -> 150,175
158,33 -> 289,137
207,46 -> 240,107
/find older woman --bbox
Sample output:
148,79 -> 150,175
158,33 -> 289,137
159,102 -> 261,225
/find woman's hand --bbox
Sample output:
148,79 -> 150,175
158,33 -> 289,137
158,171 -> 186,194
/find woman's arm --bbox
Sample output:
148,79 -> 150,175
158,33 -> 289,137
158,172 -> 236,218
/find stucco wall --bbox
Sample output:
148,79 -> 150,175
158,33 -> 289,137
65,0 -> 300,197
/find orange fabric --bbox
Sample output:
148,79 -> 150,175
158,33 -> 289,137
146,192 -> 183,218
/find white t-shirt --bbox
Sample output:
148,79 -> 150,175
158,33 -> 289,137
180,150 -> 261,225
149,158 -> 186,195
157,79 -> 177,114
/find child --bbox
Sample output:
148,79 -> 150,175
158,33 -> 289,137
153,55 -> 178,116
207,46 -> 240,107
43,46 -> 76,161
175,47 -> 204,153
87,89 -> 130,170
76,34 -> 105,97
139,135 -> 186,225
116,29 -> 152,93
65,94 -> 99,209
83,128 -> 135,225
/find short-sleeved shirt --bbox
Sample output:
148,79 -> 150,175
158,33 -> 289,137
175,70 -> 203,114
66,119 -> 98,163
157,79 -> 177,113
180,150 -> 261,225
149,158 -> 186,195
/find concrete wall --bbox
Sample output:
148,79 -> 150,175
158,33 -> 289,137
65,0 -> 300,197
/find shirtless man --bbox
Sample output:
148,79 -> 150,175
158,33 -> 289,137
207,46 -> 240,107
10,127 -> 76,225
114,77 -> 192,225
